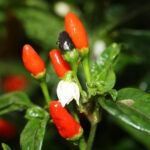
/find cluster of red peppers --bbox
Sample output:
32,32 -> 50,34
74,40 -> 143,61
22,12 -> 88,139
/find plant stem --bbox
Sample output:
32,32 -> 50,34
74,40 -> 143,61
71,62 -> 78,74
40,81 -> 51,106
82,56 -> 91,83
86,123 -> 97,150
79,137 -> 86,150
72,71 -> 86,99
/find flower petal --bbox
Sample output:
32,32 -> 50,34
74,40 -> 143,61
57,80 -> 80,106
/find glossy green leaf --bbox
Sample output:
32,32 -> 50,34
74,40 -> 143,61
20,106 -> 49,150
89,43 -> 121,96
116,119 -> 150,149
88,69 -> 116,96
99,88 -> 150,134
0,92 -> 33,115
1,143 -> 12,150
25,106 -> 48,119
91,43 -> 120,80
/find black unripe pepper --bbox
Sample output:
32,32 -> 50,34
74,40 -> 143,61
57,31 -> 75,51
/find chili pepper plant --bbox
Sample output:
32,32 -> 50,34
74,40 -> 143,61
1,12 -> 150,150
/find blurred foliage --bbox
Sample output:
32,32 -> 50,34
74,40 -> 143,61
1,0 -> 150,149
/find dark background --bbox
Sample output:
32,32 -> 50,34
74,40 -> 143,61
1,0 -> 150,149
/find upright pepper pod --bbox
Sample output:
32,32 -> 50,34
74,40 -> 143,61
0,119 -> 17,139
49,101 -> 83,139
22,44 -> 45,79
65,13 -> 91,82
65,12 -> 88,52
49,49 -> 71,78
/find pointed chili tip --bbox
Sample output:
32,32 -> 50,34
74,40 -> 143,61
22,44 -> 45,76
65,12 -> 88,50
49,49 -> 58,57
65,12 -> 76,20
49,101 -> 63,120
49,101 -> 62,110
23,44 -> 31,51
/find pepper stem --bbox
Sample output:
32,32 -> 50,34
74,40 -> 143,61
70,62 -> 78,74
40,81 -> 51,106
81,55 -> 91,83
72,71 -> 86,100
79,137 -> 86,150
86,123 -> 97,150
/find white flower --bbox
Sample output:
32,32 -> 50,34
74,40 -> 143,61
57,80 -> 80,107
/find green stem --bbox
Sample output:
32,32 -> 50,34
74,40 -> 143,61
82,56 -> 91,83
72,71 -> 86,100
70,103 -> 80,123
79,137 -> 86,150
73,111 -> 80,123
86,123 -> 97,150
40,81 -> 51,106
71,62 -> 78,74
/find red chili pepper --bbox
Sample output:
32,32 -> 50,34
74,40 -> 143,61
0,119 -> 17,139
49,49 -> 71,78
22,44 -> 45,76
49,101 -> 81,138
3,75 -> 27,92
65,12 -> 88,50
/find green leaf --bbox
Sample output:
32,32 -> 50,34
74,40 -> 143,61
91,43 -> 120,79
89,43 -> 121,96
108,89 -> 118,101
13,7 -> 64,50
25,106 -> 48,119
116,119 -> 150,149
1,143 -> 12,150
99,88 -> 150,134
25,0 -> 49,10
20,106 -> 49,150
0,92 -> 33,115
88,69 -> 116,96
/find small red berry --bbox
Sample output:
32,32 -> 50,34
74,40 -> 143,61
65,12 -> 88,50
3,75 -> 27,92
0,119 -> 17,139
49,49 -> 71,78
22,44 -> 45,76
49,101 -> 81,138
